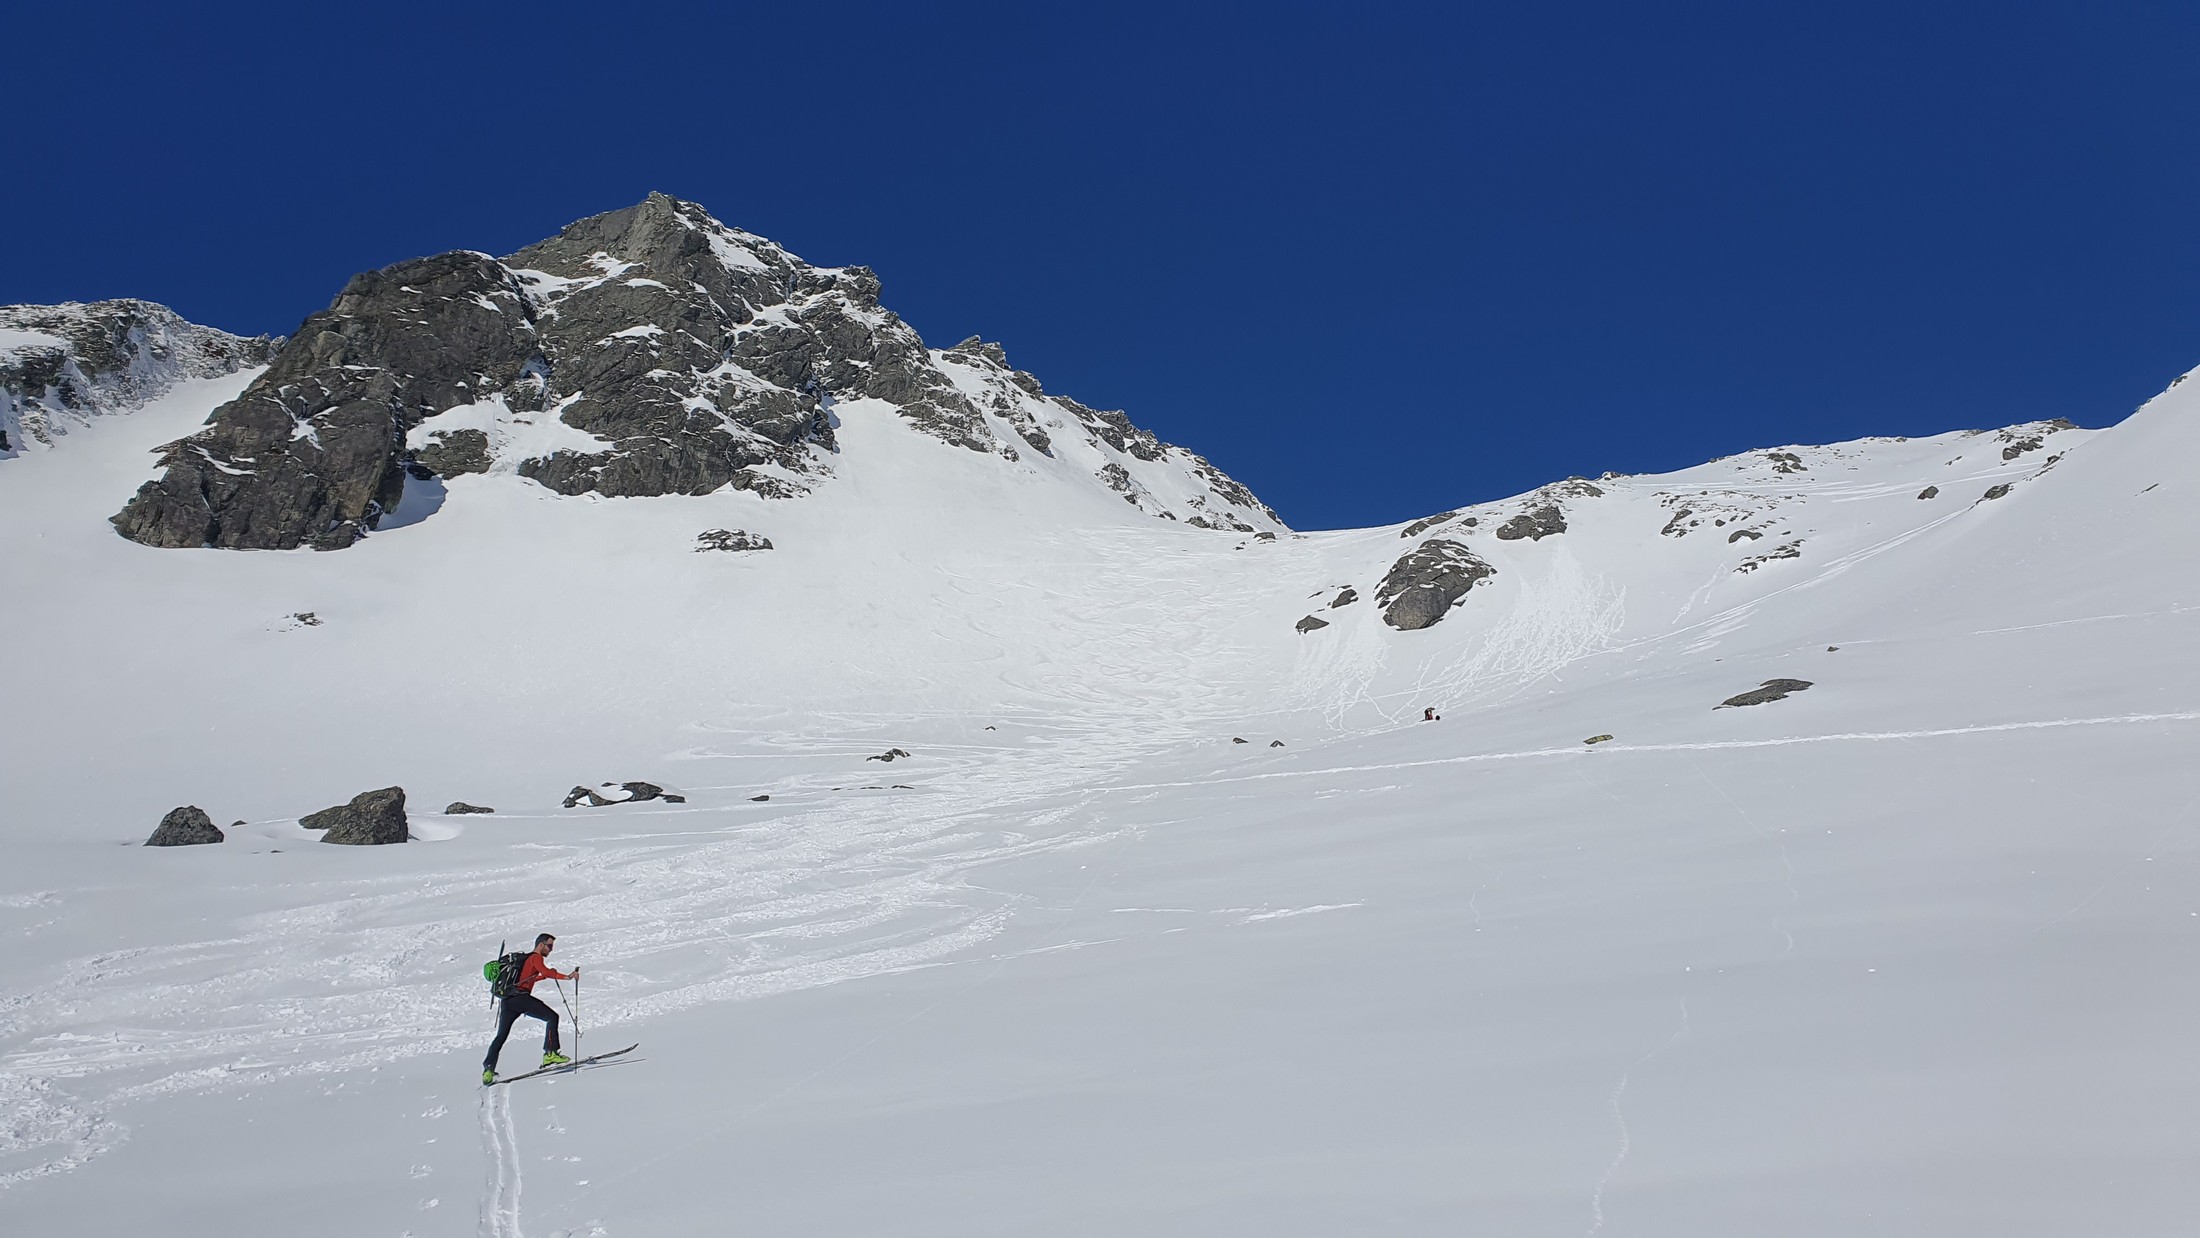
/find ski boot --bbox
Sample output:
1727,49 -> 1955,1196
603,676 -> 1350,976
542,1050 -> 571,1068
482,1067 -> 496,1085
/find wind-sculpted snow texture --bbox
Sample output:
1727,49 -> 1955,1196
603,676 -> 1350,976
0,300 -> 274,458
4,279 -> 2199,1233
108,193 -> 1279,549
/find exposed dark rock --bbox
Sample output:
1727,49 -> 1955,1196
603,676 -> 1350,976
108,193 -> 1277,549
1232,737 -> 1248,744
620,781 -> 665,802
865,748 -> 912,762
1718,679 -> 1814,709
662,794 -> 686,803
413,429 -> 491,477
1736,540 -> 1803,573
145,805 -> 224,847
1764,451 -> 1806,473
696,529 -> 773,552
1295,615 -> 1330,633
1376,539 -> 1496,631
114,252 -> 538,550
1269,740 -> 1285,747
1329,587 -> 1358,608
564,785 -> 613,808
312,787 -> 410,845
1400,511 -> 1458,539
2,300 -> 277,458
445,802 -> 495,814
750,794 -> 770,802
1583,735 -> 1613,745
1983,483 -> 2011,501
1917,486 -> 1939,499
1495,505 -> 1567,542
1727,528 -> 1763,543
1659,508 -> 1695,537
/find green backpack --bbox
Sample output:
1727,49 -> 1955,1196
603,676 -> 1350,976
484,950 -> 531,999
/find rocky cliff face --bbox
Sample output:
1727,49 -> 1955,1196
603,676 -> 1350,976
0,300 -> 276,458
111,193 -> 1280,550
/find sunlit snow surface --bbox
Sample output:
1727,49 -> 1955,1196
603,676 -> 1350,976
1,370 -> 2196,1235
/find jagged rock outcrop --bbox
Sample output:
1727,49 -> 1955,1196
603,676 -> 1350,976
305,787 -> 411,845
145,805 -> 224,847
1377,539 -> 1496,630
2,300 -> 275,456
445,802 -> 495,815
1495,504 -> 1567,542
112,194 -> 1279,549
1295,614 -> 1329,633
1400,511 -> 1458,539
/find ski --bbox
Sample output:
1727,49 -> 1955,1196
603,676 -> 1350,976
486,1043 -> 639,1086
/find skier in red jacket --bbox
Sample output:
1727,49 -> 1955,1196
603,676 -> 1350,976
483,933 -> 578,1083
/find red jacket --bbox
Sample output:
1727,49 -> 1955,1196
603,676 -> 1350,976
511,953 -> 572,994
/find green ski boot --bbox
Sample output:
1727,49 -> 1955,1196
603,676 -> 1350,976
482,1067 -> 496,1085
542,1050 -> 571,1068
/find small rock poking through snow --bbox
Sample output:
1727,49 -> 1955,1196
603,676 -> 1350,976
696,529 -> 773,553
1717,679 -> 1815,709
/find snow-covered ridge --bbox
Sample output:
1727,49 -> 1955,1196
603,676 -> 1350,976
107,193 -> 1282,550
0,300 -> 275,459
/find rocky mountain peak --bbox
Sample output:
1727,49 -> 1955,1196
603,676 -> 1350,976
108,195 -> 1280,550
0,299 -> 276,457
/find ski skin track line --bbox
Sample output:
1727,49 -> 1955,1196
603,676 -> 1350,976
485,1044 -> 640,1086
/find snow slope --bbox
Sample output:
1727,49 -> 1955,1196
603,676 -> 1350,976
0,356 -> 2195,1235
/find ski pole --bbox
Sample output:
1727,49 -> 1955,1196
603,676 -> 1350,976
554,978 -> 578,1062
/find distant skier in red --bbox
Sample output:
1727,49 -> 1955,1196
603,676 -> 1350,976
483,933 -> 578,1084
1423,707 -> 1441,721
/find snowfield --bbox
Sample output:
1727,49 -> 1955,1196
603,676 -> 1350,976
1,364 -> 2196,1236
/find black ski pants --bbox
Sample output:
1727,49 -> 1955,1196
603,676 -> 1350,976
484,991 -> 560,1068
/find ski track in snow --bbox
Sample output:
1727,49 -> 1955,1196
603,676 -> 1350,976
0,522 -> 1337,1194
1585,999 -> 1691,1236
1094,710 -> 2200,796
478,1086 -> 522,1238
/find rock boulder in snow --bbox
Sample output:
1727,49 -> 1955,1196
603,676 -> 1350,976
309,787 -> 411,845
445,802 -> 495,815
145,806 -> 224,847
696,529 -> 773,552
1376,539 -> 1496,631
1295,615 -> 1329,633
563,782 -> 667,807
1718,679 -> 1814,709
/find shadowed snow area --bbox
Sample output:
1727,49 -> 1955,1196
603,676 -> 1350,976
1,364 -> 2197,1236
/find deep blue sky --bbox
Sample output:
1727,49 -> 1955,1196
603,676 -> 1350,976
6,2 -> 2197,529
